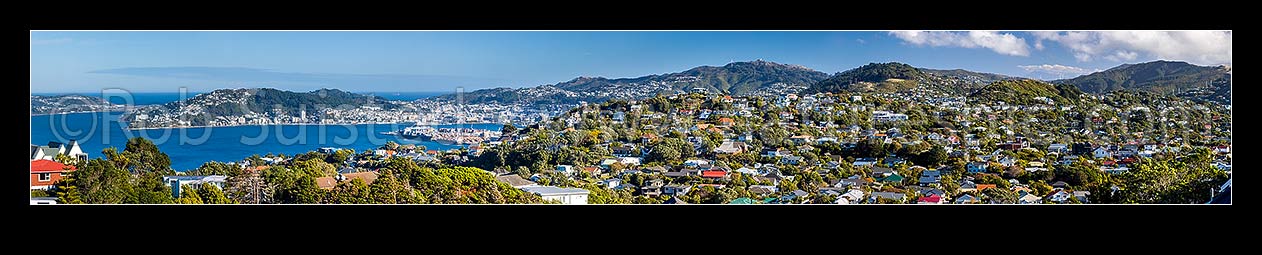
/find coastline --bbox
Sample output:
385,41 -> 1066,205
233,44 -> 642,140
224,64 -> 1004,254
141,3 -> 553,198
123,121 -> 507,130
32,110 -> 511,130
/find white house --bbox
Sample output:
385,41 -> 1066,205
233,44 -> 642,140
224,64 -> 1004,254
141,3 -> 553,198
556,165 -> 576,175
853,158 -> 878,167
1047,144 -> 1069,154
521,186 -> 590,205
163,175 -> 228,198
599,178 -> 621,189
1045,190 -> 1073,203
30,140 -> 88,161
873,111 -> 908,122
715,140 -> 747,154
1093,147 -> 1112,159
1019,194 -> 1042,204
835,189 -> 866,204
616,157 -> 641,166
684,159 -> 712,169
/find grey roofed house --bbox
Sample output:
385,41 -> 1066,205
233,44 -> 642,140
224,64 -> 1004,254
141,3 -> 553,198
869,192 -> 906,202
664,169 -> 693,178
833,178 -> 869,188
960,180 -> 977,189
643,166 -> 669,173
818,187 -> 845,196
495,174 -> 537,188
1020,194 -> 1042,204
663,184 -> 692,196
761,169 -> 787,179
954,194 -> 980,204
33,145 -> 62,160
1073,191 -> 1091,203
792,189 -> 809,198
748,185 -> 779,195
715,141 -> 746,154
30,144 -> 42,159
1052,181 -> 1070,188
918,176 -> 940,185
872,167 -> 896,177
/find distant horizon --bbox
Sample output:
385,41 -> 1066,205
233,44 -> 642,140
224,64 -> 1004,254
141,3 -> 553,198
32,31 -> 1230,93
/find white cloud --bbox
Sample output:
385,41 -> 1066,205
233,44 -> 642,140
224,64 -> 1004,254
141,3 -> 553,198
1018,64 -> 1094,78
890,31 -> 1030,56
855,38 -> 866,44
1032,31 -> 1231,65
30,38 -> 72,46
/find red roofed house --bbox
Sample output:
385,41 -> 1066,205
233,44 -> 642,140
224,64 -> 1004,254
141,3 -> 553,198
917,194 -> 944,204
31,159 -> 76,190
701,170 -> 728,179
718,117 -> 735,126
1120,157 -> 1136,165
976,184 -> 998,192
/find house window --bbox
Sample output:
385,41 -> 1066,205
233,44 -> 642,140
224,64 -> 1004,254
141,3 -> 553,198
38,173 -> 51,182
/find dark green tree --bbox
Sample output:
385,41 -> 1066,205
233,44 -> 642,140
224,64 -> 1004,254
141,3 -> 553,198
197,183 -> 234,204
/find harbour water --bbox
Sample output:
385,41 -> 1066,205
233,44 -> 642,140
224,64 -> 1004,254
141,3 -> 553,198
31,91 -> 448,105
30,112 -> 502,171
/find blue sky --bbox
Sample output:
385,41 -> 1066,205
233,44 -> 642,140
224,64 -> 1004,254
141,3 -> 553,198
30,31 -> 1231,93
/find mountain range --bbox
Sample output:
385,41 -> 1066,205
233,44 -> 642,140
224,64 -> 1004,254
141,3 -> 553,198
1052,60 -> 1231,103
428,60 -> 1025,105
427,59 -> 1227,105
428,60 -> 830,105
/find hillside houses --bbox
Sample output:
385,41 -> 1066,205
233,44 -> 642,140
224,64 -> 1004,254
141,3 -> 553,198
470,87 -> 1228,204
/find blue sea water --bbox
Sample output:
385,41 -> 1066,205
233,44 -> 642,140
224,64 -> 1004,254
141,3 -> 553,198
32,91 -> 448,106
361,91 -> 449,101
30,112 -> 502,171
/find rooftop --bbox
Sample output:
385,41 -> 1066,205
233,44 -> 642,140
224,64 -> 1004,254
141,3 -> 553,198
31,159 -> 76,173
